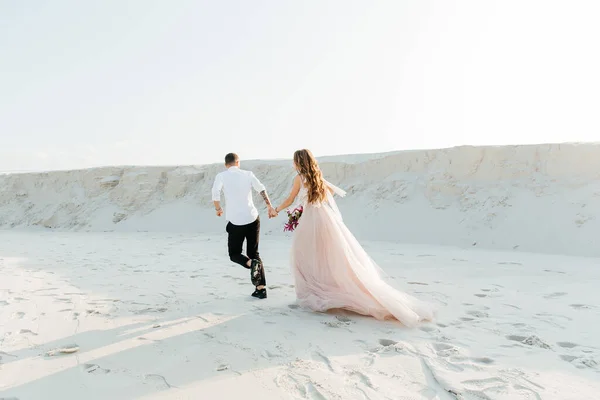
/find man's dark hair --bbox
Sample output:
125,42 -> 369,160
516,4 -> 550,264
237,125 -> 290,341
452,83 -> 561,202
224,153 -> 239,166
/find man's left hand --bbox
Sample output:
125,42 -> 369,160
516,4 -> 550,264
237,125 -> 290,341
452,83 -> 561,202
216,208 -> 223,217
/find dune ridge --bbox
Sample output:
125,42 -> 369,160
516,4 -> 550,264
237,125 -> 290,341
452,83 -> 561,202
1,143 -> 599,256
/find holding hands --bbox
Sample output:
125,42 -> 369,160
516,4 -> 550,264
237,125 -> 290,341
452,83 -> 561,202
268,206 -> 278,219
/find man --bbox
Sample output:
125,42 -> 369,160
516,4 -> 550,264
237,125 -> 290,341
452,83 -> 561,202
211,153 -> 277,299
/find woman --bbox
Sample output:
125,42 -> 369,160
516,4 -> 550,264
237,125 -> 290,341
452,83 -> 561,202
273,149 -> 434,327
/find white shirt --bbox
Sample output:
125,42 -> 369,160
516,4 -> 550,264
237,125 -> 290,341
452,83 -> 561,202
211,166 -> 266,226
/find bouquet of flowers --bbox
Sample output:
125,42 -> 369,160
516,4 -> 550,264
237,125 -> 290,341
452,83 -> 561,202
283,205 -> 303,232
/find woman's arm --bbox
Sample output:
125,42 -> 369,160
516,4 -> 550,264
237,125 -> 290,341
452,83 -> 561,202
275,175 -> 301,214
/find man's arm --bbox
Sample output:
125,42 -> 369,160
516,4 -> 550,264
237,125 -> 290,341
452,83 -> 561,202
250,172 -> 274,211
260,190 -> 272,207
211,174 -> 224,216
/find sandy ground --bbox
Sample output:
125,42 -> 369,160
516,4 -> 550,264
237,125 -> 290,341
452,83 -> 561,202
0,231 -> 598,399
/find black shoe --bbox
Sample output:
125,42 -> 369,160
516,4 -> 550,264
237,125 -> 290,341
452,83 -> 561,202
250,259 -> 263,286
251,288 -> 267,299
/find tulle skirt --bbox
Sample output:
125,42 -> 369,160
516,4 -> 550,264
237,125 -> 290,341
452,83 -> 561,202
290,201 -> 435,328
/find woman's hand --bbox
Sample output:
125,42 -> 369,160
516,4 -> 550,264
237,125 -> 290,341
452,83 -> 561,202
268,206 -> 278,218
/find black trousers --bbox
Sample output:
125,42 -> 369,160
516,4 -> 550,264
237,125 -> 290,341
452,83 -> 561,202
226,217 -> 266,286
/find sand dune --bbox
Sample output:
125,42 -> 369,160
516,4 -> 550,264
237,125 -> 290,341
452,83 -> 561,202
1,143 -> 599,256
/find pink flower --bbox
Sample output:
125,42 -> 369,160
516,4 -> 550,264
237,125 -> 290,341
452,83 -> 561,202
283,205 -> 303,232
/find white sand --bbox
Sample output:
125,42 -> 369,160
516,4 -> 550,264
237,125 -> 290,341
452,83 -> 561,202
0,232 -> 599,399
1,143 -> 599,399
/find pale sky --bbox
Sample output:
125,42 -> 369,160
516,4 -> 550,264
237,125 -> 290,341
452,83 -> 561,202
1,0 -> 599,171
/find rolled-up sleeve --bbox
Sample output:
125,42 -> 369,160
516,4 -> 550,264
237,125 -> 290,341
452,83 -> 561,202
250,172 -> 266,192
211,174 -> 223,201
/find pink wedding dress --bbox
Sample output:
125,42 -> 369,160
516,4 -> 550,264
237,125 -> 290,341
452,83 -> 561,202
290,180 -> 435,327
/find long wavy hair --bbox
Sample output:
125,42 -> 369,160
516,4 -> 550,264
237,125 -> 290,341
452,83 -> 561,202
293,149 -> 327,204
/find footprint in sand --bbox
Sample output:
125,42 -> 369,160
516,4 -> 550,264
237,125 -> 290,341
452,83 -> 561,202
321,315 -> 353,329
45,344 -> 80,357
573,357 -> 598,369
560,355 -> 578,362
11,312 -> 25,319
144,374 -> 174,389
311,350 -> 335,372
472,357 -> 495,365
557,341 -> 578,349
335,315 -> 352,323
433,342 -> 460,357
274,373 -> 308,397
347,369 -> 377,390
461,377 -> 506,392
262,349 -> 281,359
497,261 -> 522,266
466,310 -> 489,318
480,288 -> 500,294
570,304 -> 595,310
378,338 -> 398,347
136,307 -> 168,314
507,335 -> 551,349
223,274 -> 244,282
544,269 -> 566,274
544,292 -> 568,299
83,363 -> 110,374
321,321 -> 346,329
